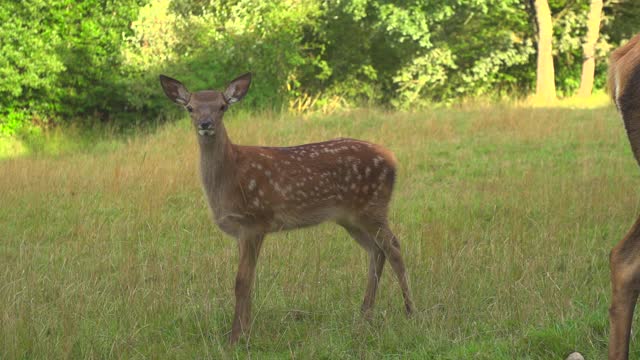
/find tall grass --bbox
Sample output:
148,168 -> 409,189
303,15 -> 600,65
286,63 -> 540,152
1,105 -> 637,358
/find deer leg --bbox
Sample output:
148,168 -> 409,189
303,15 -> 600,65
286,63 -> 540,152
363,221 -> 414,316
340,223 -> 386,316
362,248 -> 386,316
609,216 -> 640,359
229,233 -> 265,345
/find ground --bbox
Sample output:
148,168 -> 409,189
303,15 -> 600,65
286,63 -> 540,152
0,104 -> 637,358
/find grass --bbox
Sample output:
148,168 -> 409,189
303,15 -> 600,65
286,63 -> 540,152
1,104 -> 638,358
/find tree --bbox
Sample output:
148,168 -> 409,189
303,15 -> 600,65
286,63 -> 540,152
533,0 -> 557,101
577,0 -> 603,97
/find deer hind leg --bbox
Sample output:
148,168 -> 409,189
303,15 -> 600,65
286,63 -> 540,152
339,222 -> 386,316
229,233 -> 265,345
359,219 -> 414,316
609,216 -> 640,359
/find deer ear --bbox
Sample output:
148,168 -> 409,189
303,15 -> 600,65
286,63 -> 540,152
159,75 -> 191,105
223,73 -> 252,105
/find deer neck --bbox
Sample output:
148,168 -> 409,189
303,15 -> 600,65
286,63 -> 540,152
197,124 -> 236,203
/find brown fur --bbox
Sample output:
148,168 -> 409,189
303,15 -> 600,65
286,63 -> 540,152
608,33 -> 640,166
160,73 -> 414,344
608,33 -> 640,360
608,34 -> 640,104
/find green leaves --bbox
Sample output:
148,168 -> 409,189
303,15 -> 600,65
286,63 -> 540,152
0,0 -> 637,132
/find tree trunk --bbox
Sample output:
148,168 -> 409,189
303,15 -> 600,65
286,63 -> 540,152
534,0 -> 556,101
577,0 -> 604,97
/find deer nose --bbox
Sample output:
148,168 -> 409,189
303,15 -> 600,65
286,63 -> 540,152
198,122 -> 213,130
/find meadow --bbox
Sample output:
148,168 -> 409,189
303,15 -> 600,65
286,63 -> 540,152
1,104 -> 638,358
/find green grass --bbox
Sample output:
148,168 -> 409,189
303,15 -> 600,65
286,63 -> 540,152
1,105 -> 638,358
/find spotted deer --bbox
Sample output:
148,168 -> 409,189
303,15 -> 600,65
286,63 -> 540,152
608,33 -> 640,360
159,73 -> 414,344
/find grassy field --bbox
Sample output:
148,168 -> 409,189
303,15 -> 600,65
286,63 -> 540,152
1,105 -> 639,358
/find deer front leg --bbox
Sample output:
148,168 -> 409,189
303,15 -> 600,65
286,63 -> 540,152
609,279 -> 638,360
609,216 -> 640,360
230,233 -> 265,345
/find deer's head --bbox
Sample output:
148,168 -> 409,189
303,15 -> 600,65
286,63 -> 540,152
159,73 -> 252,137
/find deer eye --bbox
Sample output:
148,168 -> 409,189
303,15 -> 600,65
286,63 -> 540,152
220,105 -> 228,112
186,105 -> 193,113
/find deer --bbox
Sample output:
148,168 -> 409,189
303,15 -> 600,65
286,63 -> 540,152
159,73 -> 415,344
608,33 -> 640,360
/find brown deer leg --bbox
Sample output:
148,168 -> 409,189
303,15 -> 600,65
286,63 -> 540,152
364,221 -> 415,316
609,283 -> 638,360
229,233 -> 265,344
362,248 -> 386,316
609,216 -> 640,359
340,223 -> 386,316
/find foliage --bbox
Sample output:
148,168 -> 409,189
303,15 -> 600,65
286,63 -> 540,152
0,0 -> 145,135
1,0 -> 639,132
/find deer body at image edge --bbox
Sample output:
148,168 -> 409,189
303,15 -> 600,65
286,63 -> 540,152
159,73 -> 414,344
608,33 -> 640,360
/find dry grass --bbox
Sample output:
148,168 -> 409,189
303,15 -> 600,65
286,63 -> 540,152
1,105 -> 638,358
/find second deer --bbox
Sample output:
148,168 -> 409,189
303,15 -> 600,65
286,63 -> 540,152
159,73 -> 415,344
608,33 -> 640,360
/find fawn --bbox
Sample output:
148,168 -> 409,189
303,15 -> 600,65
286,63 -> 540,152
160,73 -> 414,344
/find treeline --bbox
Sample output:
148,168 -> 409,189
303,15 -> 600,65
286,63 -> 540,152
1,0 -> 638,134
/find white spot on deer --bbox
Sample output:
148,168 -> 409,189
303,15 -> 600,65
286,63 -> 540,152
256,164 -> 263,170
265,170 -> 272,177
252,198 -> 260,207
365,167 -> 371,177
350,183 -> 356,190
248,179 -> 256,191
378,168 -> 388,181
258,190 -> 264,197
373,156 -> 384,167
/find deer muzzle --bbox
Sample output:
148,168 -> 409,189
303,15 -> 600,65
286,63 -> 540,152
198,122 -> 215,136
